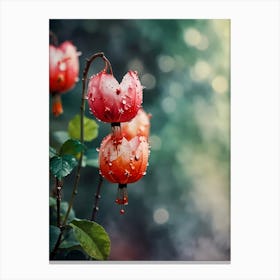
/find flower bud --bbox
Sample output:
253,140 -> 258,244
122,109 -> 151,141
49,41 -> 80,94
99,134 -> 149,184
87,71 -> 143,123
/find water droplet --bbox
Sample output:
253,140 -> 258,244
59,62 -> 67,71
147,162 -> 150,166
142,172 -> 147,175
96,148 -> 100,152
129,163 -> 135,170
135,155 -> 140,161
75,77 -> 80,82
98,170 -> 102,175
76,51 -> 82,56
108,162 -> 112,166
120,209 -> 125,215
122,100 -> 127,105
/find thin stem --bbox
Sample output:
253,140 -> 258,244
62,52 -> 107,226
50,230 -> 63,260
55,178 -> 63,228
91,175 -> 104,221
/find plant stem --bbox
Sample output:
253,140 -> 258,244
50,230 -> 63,260
62,52 -> 108,226
55,178 -> 63,228
50,52 -> 111,259
91,175 -> 103,221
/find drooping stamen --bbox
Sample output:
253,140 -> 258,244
115,184 -> 128,214
52,95 -> 63,117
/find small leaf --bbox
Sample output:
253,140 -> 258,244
50,155 -> 77,180
85,148 -> 99,168
60,139 -> 86,156
53,131 -> 69,144
50,225 -> 60,252
69,219 -> 110,260
68,114 -> 99,142
49,146 -> 57,158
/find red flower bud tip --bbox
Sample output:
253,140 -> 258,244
87,70 -> 143,123
99,134 -> 149,184
122,109 -> 151,141
52,95 -> 63,117
49,41 -> 80,94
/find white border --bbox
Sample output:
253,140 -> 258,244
0,0 -> 279,279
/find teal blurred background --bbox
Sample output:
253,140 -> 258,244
49,19 -> 230,261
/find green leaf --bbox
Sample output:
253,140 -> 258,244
53,131 -> 69,144
49,196 -> 56,207
50,225 -> 60,252
50,155 -> 77,180
49,146 -> 57,158
68,114 -> 99,142
85,148 -> 99,168
69,219 -> 110,260
60,139 -> 86,156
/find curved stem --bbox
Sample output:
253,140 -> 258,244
55,178 -> 63,228
91,175 -> 103,221
50,52 -> 112,259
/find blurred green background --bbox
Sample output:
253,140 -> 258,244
49,19 -> 230,261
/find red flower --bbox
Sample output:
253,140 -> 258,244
122,109 -> 151,141
99,134 -> 149,184
87,71 -> 143,123
49,41 -> 80,94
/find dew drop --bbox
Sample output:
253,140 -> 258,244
142,172 -> 147,175
96,148 -> 100,152
75,77 -> 80,82
122,100 -> 127,105
129,163 -> 135,170
120,209 -> 125,215
135,155 -> 140,161
108,162 -> 112,166
59,62 -> 67,71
